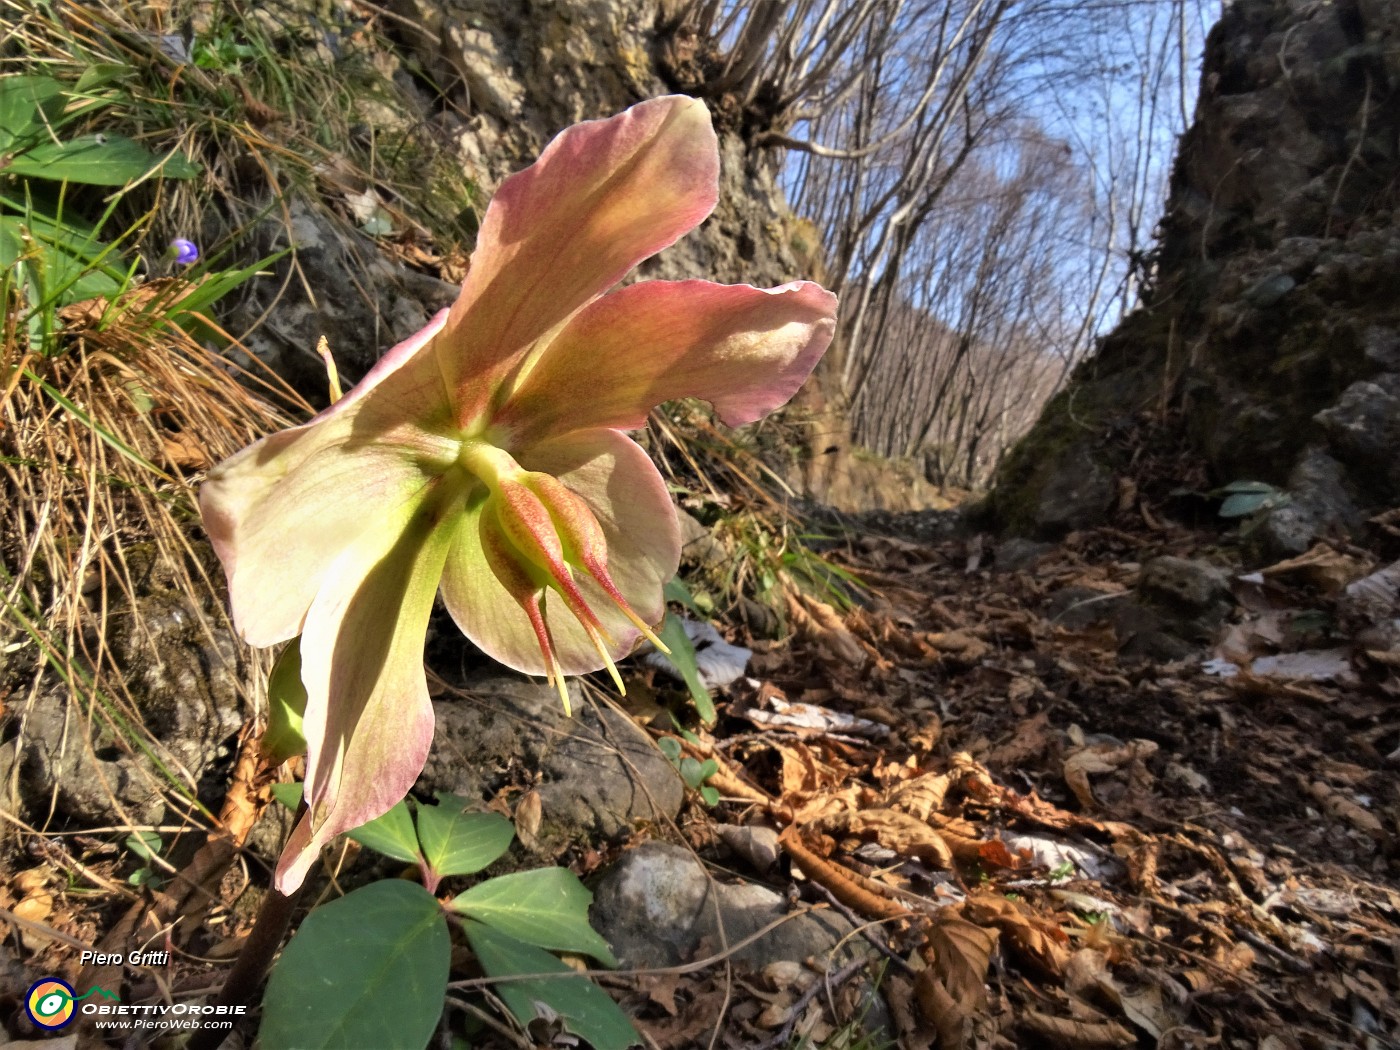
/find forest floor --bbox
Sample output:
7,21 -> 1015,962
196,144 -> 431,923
604,511 -> 1400,1050
3,509 -> 1399,1050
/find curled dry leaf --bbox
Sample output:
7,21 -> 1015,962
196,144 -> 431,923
1063,739 -> 1159,809
1064,949 -> 1176,1039
884,974 -> 936,1050
1259,543 -> 1371,594
987,711 -> 1052,768
1304,779 -> 1385,839
930,814 -> 1017,869
746,695 -> 889,739
886,771 -> 953,821
825,808 -> 955,869
922,629 -> 991,664
787,591 -> 869,667
514,789 -> 543,851
779,826 -> 911,922
965,893 -> 1071,978
916,913 -> 999,1049
1020,1010 -> 1135,1049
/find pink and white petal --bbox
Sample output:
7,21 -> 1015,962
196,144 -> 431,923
439,430 -> 679,677
438,96 -> 719,423
492,280 -> 837,445
199,418 -> 454,648
519,429 -> 679,674
274,483 -> 458,893
199,318 -> 459,648
315,308 -> 453,429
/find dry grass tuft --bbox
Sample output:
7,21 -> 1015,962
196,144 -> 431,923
1,282 -> 308,839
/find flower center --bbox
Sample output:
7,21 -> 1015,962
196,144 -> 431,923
454,438 -> 667,711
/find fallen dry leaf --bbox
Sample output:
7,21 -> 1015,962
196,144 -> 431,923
966,893 -> 1071,978
788,591 -> 870,667
825,808 -> 954,869
1259,543 -> 1371,594
514,789 -> 543,851
1304,779 -> 1385,839
1063,738 -> 1159,808
886,771 -> 953,821
916,913 -> 999,1049
1021,1009 -> 1135,1048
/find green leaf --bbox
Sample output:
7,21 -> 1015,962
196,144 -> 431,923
0,214 -> 124,307
657,736 -> 682,764
663,576 -> 702,616
73,64 -> 132,94
414,797 -> 514,879
1219,492 -> 1271,518
347,800 -> 421,864
0,76 -> 65,152
270,781 -> 303,810
463,921 -> 637,1050
5,135 -> 197,185
451,868 -> 616,966
657,612 -> 715,725
679,756 -> 707,790
263,638 -> 308,765
124,830 -> 161,862
261,880 -> 448,1050
154,248 -> 290,338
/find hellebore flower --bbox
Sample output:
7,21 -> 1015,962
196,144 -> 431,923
199,95 -> 837,892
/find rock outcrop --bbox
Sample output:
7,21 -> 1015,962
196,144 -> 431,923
989,0 -> 1400,555
229,0 -> 815,398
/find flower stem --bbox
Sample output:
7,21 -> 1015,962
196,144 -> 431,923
188,865 -> 305,1049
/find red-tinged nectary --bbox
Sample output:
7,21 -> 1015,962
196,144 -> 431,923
199,95 -> 837,892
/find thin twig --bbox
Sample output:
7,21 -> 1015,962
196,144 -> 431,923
754,955 -> 874,1050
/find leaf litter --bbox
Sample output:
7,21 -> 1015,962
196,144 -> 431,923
613,521 -> 1400,1049
4,510 -> 1398,1049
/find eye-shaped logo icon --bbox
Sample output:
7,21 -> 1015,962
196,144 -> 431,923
25,978 -> 76,1029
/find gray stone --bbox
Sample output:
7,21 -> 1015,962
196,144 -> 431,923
1032,445 -> 1115,534
1044,586 -> 1128,630
1316,376 -> 1400,496
418,671 -> 683,853
1246,447 -> 1363,561
677,509 -> 728,573
1362,327 -> 1400,371
589,842 -> 866,970
988,0 -> 1400,537
1109,599 -> 1202,662
1137,557 -> 1233,624
994,537 -> 1056,572
18,591 -> 247,825
227,200 -> 460,395
1242,271 -> 1296,307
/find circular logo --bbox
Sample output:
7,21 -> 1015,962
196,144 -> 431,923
25,978 -> 76,1030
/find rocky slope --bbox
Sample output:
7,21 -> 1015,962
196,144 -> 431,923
988,0 -> 1400,558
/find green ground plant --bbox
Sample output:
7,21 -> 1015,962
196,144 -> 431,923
263,786 -> 635,1050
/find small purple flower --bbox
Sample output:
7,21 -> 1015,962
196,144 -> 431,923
170,238 -> 199,265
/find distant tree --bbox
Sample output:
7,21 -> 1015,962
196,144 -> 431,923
665,0 -> 1215,489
